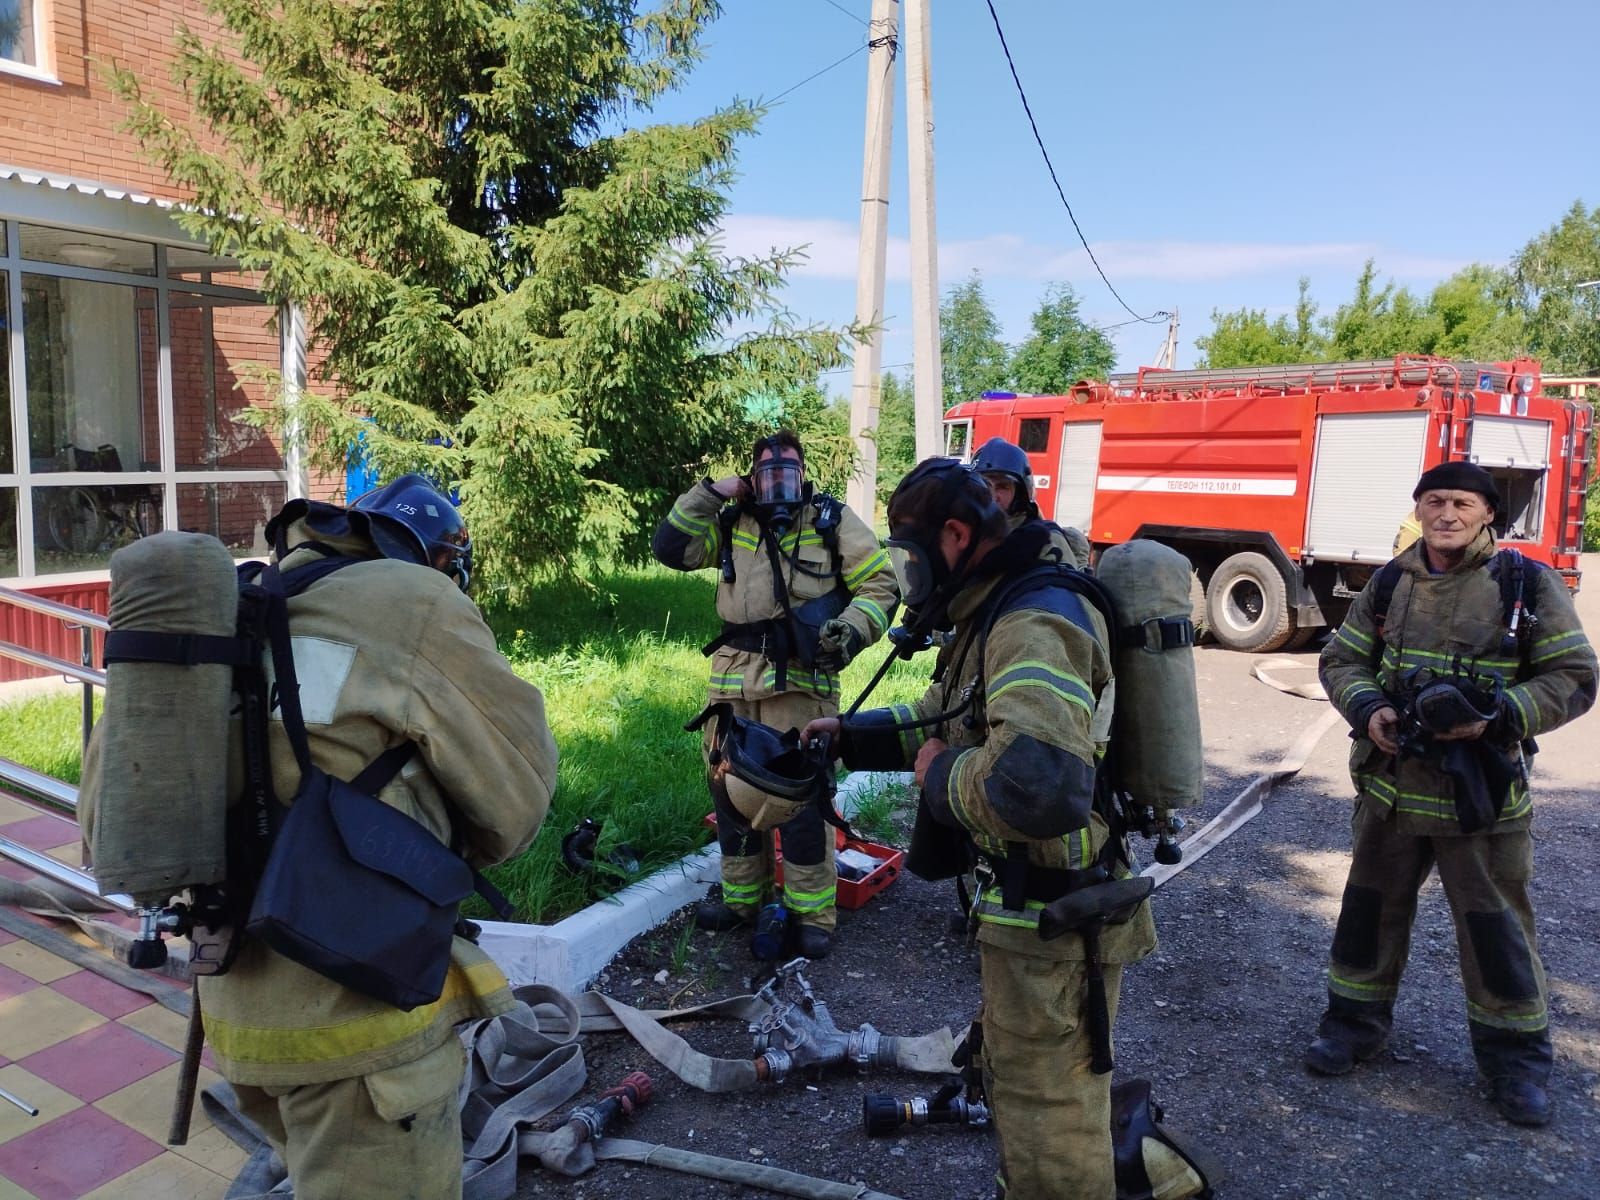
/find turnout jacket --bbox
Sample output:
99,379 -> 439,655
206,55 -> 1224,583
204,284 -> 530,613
1320,529 -> 1596,836
652,480 -> 899,702
86,520 -> 559,1086
842,525 -> 1156,963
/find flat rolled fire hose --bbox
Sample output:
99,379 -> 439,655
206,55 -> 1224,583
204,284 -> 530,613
1142,670 -> 1343,890
594,1140 -> 902,1200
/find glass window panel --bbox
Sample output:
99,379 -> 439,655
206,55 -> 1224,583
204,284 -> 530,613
1,0 -> 38,67
23,276 -> 159,473
1017,418 -> 1051,453
18,225 -> 157,275
177,481 -> 284,555
0,489 -> 15,577
945,421 -> 970,458
165,245 -> 246,283
31,483 -> 163,574
0,274 -> 11,473
171,292 -> 285,470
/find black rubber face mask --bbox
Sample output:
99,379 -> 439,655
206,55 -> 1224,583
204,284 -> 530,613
889,520 -> 982,636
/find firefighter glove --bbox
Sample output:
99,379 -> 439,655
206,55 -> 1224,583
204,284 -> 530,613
815,618 -> 864,673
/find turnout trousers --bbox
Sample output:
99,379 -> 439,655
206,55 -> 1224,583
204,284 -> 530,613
1319,802 -> 1551,1083
703,690 -> 838,930
981,945 -> 1123,1200
231,1038 -> 466,1200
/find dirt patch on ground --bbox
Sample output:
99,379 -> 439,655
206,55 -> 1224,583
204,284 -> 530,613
515,645 -> 1600,1200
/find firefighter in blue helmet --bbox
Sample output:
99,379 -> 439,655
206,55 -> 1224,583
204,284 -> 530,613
83,475 -> 556,1199
972,436 -> 1090,568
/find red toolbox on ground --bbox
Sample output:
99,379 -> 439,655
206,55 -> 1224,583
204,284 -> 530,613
702,815 -> 905,910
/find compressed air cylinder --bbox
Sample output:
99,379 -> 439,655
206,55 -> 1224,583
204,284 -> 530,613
88,532 -> 239,904
1095,540 -> 1203,811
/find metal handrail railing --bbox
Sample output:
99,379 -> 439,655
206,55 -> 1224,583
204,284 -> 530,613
0,585 -> 111,631
0,585 -> 115,908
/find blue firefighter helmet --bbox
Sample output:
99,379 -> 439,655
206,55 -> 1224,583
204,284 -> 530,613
349,474 -> 472,592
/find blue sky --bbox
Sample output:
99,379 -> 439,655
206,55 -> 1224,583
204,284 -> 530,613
647,0 -> 1600,377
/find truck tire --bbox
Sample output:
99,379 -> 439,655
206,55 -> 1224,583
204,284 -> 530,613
1206,552 -> 1293,652
1285,625 -> 1321,651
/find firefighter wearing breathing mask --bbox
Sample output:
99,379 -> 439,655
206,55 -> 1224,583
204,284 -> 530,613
805,458 -> 1154,1200
652,431 -> 899,958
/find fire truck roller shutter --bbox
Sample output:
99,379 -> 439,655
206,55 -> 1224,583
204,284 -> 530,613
1205,550 -> 1296,653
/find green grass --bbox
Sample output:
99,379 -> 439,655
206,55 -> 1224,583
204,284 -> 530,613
479,564 -> 928,922
0,563 -> 933,924
0,690 -> 98,785
846,775 -> 919,846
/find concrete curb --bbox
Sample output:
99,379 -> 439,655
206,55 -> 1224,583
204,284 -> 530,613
477,770 -> 911,992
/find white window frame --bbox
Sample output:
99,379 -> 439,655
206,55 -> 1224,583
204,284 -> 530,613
2,216 -> 289,581
0,0 -> 58,85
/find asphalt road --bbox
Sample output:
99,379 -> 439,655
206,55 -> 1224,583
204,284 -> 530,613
512,555 -> 1600,1200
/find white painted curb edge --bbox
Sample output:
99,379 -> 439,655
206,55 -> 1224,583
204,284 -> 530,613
476,770 -> 911,993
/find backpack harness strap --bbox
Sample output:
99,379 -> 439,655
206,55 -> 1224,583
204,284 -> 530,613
702,494 -> 849,692
1370,548 -> 1539,678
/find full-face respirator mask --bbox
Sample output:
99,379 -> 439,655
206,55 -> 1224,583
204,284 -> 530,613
750,441 -> 806,537
883,458 -> 999,639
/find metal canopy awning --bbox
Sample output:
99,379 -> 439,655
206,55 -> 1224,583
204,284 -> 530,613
0,162 -> 200,244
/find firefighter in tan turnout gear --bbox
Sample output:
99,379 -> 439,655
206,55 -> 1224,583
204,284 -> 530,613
1310,461 -> 1597,1127
807,459 -> 1156,1199
85,478 -> 557,1200
652,431 -> 898,958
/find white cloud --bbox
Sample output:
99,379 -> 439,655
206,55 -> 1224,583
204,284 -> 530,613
716,214 -> 1471,285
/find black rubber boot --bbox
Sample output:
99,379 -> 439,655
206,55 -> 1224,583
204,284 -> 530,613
694,901 -> 751,932
1305,994 -> 1390,1076
793,925 -> 833,960
1303,1035 -> 1385,1076
1489,1078 -> 1552,1127
1470,1021 -> 1553,1127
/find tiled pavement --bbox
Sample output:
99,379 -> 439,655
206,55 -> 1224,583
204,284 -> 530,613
0,793 -> 242,1199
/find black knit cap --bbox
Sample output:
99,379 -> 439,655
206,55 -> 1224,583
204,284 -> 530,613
1412,461 -> 1500,509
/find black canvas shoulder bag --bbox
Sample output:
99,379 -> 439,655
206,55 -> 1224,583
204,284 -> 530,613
244,562 -> 511,1011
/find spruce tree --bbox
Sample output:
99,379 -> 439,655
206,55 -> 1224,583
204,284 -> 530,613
114,0 -> 847,595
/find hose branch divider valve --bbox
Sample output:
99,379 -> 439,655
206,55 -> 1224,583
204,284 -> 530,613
748,959 -> 900,1083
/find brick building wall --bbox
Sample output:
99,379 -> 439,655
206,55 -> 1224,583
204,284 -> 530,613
1,0 -> 227,200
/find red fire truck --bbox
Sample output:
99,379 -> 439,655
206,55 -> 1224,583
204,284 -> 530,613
942,357 -> 1592,652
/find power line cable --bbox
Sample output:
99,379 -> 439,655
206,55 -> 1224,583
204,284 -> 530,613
820,359 -> 915,375
981,0 -> 1167,325
818,0 -> 870,25
767,43 -> 868,105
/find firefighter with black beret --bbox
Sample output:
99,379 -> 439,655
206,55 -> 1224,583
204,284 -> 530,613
1311,460 -> 1596,1126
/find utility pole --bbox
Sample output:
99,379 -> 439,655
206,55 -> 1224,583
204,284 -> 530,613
904,0 -> 943,463
845,0 -> 899,522
1154,309 -> 1180,370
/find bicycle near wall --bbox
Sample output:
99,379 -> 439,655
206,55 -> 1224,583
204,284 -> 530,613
37,444 -> 162,558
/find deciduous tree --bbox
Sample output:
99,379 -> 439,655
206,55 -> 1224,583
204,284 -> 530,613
1009,284 -> 1114,393
1515,200 -> 1600,375
1195,278 -> 1327,367
940,272 -> 1011,402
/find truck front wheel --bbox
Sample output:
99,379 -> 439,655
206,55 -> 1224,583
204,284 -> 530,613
1206,551 -> 1294,652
